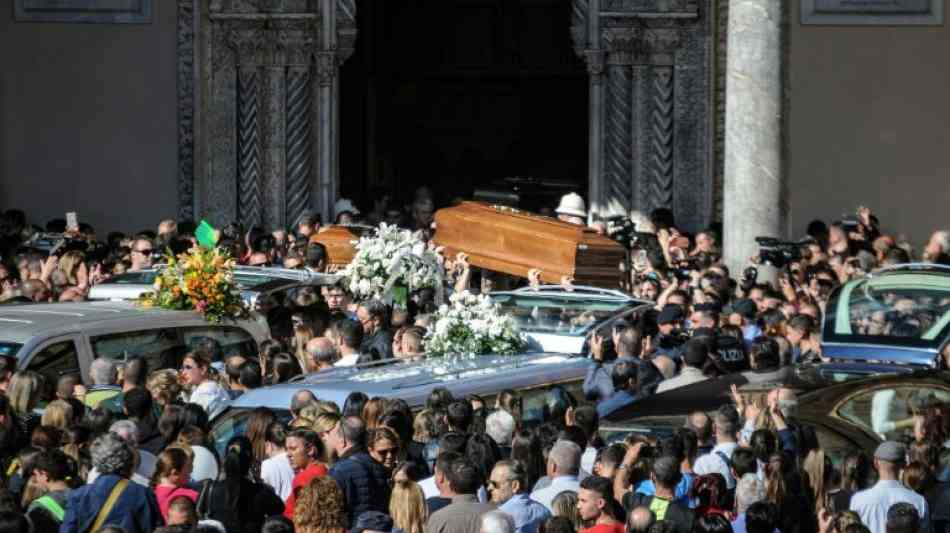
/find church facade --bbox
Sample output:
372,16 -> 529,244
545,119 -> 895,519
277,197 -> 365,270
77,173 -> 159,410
178,0 -> 728,232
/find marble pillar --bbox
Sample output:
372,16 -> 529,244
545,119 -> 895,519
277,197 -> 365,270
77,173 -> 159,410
723,0 -> 788,277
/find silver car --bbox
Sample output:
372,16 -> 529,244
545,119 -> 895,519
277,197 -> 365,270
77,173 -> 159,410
88,266 -> 341,307
0,301 -> 269,385
210,352 -> 591,453
490,285 -> 653,354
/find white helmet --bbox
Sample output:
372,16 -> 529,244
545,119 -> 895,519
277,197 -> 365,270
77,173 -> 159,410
555,192 -> 587,219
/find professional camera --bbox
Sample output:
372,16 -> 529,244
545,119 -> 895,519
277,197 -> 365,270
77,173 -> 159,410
755,237 -> 808,269
605,215 -> 636,247
26,233 -> 89,256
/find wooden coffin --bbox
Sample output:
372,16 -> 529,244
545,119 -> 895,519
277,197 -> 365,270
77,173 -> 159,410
309,226 -> 358,268
434,202 -> 625,288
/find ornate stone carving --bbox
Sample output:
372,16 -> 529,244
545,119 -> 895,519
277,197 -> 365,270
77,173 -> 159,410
176,0 -> 195,221
230,29 -> 267,66
316,50 -> 337,87
604,27 -> 642,65
279,30 -> 314,66
576,0 -> 712,231
571,0 -> 589,58
285,67 -> 312,229
603,0 -> 698,12
605,65 -> 633,210
648,66 -> 674,211
584,49 -> 607,79
336,0 -> 358,64
238,69 -> 263,226
645,29 -> 681,56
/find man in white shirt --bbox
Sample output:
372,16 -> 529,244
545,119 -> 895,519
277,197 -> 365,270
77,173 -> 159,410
330,317 -> 364,367
530,440 -> 582,512
851,441 -> 928,533
693,405 -> 740,489
656,339 -> 710,394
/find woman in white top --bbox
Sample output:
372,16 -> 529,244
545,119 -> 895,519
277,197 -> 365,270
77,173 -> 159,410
180,352 -> 230,419
260,421 -> 295,501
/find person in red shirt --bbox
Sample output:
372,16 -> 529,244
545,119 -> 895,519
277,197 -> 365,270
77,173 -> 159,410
577,476 -> 625,533
283,428 -> 328,520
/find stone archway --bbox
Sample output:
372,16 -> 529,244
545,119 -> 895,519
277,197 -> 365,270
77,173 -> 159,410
177,0 -> 723,232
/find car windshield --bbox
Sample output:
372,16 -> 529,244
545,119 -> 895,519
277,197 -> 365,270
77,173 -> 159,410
100,269 -> 298,291
490,293 -> 634,336
823,272 -> 950,350
0,343 -> 22,358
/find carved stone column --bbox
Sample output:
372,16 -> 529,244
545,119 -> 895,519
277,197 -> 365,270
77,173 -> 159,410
183,0 -> 356,228
282,31 -> 314,230
231,30 -> 265,227
573,0 -> 714,233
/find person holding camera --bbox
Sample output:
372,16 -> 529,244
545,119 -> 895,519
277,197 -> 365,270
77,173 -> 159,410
653,305 -> 687,360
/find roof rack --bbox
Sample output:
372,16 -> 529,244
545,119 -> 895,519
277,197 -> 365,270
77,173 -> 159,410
870,263 -> 950,277
511,285 -> 638,301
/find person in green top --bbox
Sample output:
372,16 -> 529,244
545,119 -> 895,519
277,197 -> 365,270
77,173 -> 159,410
26,448 -> 75,530
97,357 -> 151,416
83,358 -> 121,409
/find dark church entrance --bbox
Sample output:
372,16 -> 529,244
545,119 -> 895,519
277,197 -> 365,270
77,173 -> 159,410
339,0 -> 589,213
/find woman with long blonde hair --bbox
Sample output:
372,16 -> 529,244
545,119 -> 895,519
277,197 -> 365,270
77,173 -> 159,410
8,371 -> 42,444
293,325 -> 315,372
390,480 -> 427,533
294,476 -> 347,533
312,411 -> 342,464
803,448 -> 833,512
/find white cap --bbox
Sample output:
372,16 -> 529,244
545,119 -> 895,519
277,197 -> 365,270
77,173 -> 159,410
334,198 -> 360,218
555,192 -> 587,218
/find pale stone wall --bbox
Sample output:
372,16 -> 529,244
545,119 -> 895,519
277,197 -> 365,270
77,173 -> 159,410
789,7 -> 950,248
0,2 -> 178,235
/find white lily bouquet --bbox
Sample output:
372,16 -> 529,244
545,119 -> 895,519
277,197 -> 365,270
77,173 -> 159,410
341,223 -> 443,301
425,291 -> 525,357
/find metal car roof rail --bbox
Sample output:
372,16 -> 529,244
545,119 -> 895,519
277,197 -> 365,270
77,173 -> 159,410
512,285 -> 636,300
868,263 -> 950,278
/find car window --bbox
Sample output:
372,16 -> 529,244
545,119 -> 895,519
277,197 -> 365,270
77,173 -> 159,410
824,273 -> 950,349
518,380 -> 587,427
27,340 -> 81,385
490,294 -> 634,336
91,329 -> 184,371
836,385 -> 950,440
210,407 -> 292,457
813,425 -> 863,468
182,326 -> 257,362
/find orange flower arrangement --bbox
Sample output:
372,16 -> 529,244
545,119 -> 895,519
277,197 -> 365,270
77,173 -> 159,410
139,246 -> 246,323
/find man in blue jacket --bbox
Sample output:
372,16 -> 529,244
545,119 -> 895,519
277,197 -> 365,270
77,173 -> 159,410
60,432 -> 162,533
328,416 -> 392,527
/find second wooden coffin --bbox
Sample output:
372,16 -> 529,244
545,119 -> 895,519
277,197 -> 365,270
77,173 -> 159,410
433,202 -> 624,288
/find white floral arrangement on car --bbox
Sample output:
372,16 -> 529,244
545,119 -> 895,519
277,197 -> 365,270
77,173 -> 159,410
425,291 -> 525,357
341,223 -> 443,301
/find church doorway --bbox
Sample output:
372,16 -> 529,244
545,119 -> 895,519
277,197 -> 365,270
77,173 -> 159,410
339,0 -> 589,215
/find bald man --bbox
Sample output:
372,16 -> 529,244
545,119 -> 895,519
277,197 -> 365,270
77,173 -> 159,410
306,337 -> 339,373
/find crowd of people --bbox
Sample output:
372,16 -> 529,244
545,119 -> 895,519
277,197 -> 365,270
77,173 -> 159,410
0,189 -> 948,533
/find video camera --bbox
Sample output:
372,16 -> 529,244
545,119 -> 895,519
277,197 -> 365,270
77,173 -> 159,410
605,216 -> 658,252
605,215 -> 637,247
755,236 -> 811,269
26,233 -> 89,256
